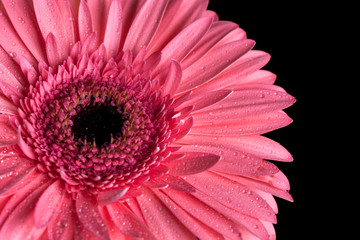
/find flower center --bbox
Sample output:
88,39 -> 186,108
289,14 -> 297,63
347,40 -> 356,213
70,97 -> 124,147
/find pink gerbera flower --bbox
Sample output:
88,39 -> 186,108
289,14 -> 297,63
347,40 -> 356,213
0,0 -> 295,239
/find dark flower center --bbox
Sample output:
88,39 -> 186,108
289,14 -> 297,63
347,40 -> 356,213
71,98 -> 124,147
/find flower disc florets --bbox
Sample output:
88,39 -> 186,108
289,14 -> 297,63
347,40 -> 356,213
19,44 -> 176,196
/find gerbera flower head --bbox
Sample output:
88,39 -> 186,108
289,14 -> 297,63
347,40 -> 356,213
0,0 -> 295,239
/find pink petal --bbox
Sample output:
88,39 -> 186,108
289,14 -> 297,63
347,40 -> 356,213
76,192 -> 110,240
0,115 -> 17,146
226,135 -> 293,162
155,17 -> 213,72
96,187 -> 129,206
181,21 -> 239,69
1,0 -> 46,62
78,0 -> 93,43
218,172 -> 293,202
103,0 -> 122,59
0,6 -> 36,65
47,194 -> 75,240
147,0 -> 208,54
191,189 -> 270,240
34,180 -> 65,228
175,143 -> 278,177
191,111 -> 293,136
0,92 -> 18,115
56,0 -> 78,47
18,126 -> 37,160
229,70 -> 277,87
87,0 -> 112,45
171,117 -> 194,141
0,147 -> 34,176
137,188 -> 195,240
19,56 -> 39,86
184,171 -> 277,223
162,60 -> 182,97
0,160 -> 35,196
257,171 -> 291,191
45,33 -> 63,67
166,152 -> 220,176
161,174 -> 196,192
177,39 -> 255,93
33,0 -> 69,60
191,51 -> 271,93
123,0 -> 168,55
181,89 -> 232,111
192,88 -> 296,120
0,181 -> 49,240
153,190 -> 225,240
162,188 -> 242,239
0,45 -> 27,86
106,202 -> 155,239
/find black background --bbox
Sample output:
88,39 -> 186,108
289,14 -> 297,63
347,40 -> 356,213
207,1 -> 318,239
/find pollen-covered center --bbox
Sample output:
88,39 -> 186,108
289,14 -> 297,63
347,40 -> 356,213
71,98 -> 124,147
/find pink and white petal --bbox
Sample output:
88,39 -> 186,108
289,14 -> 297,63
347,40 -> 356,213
78,0 -> 93,43
103,0 -> 122,59
181,21 -> 239,69
106,202 -> 155,240
184,171 -> 277,223
177,39 -> 255,93
147,0 -> 208,54
76,192 -> 110,240
0,115 -> 17,146
33,0 -> 69,60
191,51 -> 271,93
96,187 -> 129,206
0,181 -> 50,240
155,17 -> 213,72
0,46 -> 27,86
162,60 -> 182,97
191,111 -> 293,136
192,88 -> 296,120
45,33 -> 63,67
153,189 -> 226,240
123,0 -> 168,55
47,194 -> 76,240
191,188 -> 270,240
87,0 -> 112,45
161,188 -> 242,239
34,180 -> 65,228
137,188 -> 195,240
166,152 -> 220,176
1,0 -> 47,62
175,143 -> 278,177
0,6 -> 36,65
